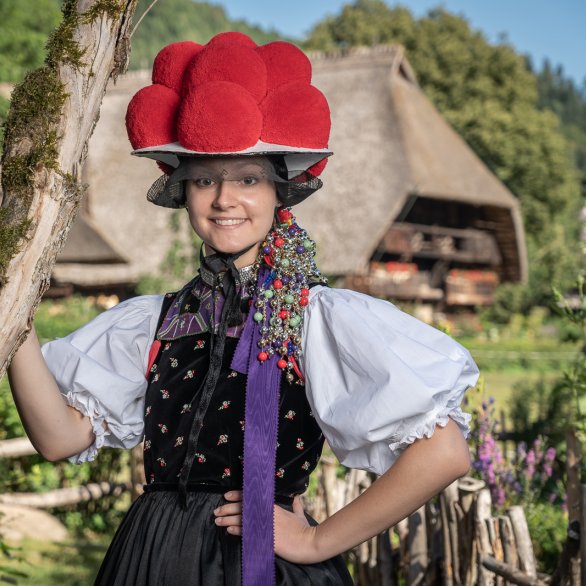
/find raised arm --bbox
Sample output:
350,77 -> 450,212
274,417 -> 470,563
8,327 -> 96,461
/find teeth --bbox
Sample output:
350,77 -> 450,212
214,219 -> 246,226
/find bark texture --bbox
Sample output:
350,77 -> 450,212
0,0 -> 138,377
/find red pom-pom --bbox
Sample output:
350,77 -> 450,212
152,41 -> 203,94
276,208 -> 292,223
207,32 -> 257,48
178,81 -> 262,152
157,161 -> 175,175
183,44 -> 267,102
305,157 -> 328,177
126,84 -> 180,149
260,82 -> 330,148
256,42 -> 311,92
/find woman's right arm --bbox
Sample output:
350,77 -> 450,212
8,327 -> 96,462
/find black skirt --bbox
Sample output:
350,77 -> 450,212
94,490 -> 354,585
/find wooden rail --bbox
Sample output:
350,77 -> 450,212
0,482 -> 132,508
0,436 -> 36,458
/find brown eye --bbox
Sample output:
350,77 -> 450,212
194,177 -> 216,188
240,176 -> 259,186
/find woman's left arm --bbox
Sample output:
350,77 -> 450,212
274,418 -> 470,564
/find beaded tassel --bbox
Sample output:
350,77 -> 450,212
252,207 -> 326,382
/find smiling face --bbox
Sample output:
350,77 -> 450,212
185,157 -> 279,267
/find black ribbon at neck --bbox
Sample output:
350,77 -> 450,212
177,245 -> 255,507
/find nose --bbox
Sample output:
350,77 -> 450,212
212,180 -> 239,209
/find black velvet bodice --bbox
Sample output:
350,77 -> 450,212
143,290 -> 325,496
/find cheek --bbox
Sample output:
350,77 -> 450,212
249,189 -> 278,229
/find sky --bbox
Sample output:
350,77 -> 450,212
217,0 -> 586,86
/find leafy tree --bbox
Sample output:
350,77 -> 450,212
0,0 -> 62,82
0,95 -> 9,147
305,0 -> 582,307
535,60 -> 586,177
129,0 -> 283,70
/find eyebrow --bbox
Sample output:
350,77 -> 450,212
187,160 -> 269,173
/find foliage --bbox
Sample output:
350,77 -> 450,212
129,0 -> 283,71
305,0 -> 582,307
33,295 -> 102,342
136,209 -> 201,294
0,95 -> 10,147
0,0 -> 62,83
535,59 -> 586,177
505,276 -> 586,476
0,296 -> 128,535
0,532 -> 29,583
551,277 -> 586,462
0,538 -> 107,585
470,397 -> 562,509
468,395 -> 566,573
462,306 -> 579,373
525,503 -> 568,575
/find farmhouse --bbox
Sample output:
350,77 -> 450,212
53,45 -> 528,306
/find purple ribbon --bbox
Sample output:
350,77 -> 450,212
232,267 -> 279,586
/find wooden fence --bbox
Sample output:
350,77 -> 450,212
0,436 -> 134,509
305,457 -> 584,586
1,437 -> 584,585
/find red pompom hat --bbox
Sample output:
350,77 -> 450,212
126,33 -> 332,184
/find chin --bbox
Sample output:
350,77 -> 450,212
206,241 -> 260,258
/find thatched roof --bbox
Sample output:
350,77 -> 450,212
52,71 -> 194,287
52,45 -> 527,287
295,45 -> 527,281
58,213 -> 127,264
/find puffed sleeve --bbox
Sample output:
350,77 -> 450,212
41,294 -> 164,464
301,287 -> 479,476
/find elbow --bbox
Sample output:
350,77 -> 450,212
35,443 -> 69,462
449,436 -> 472,481
452,448 -> 472,479
441,418 -> 472,480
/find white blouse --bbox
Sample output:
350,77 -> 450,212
42,288 -> 478,472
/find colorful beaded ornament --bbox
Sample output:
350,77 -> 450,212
252,207 -> 326,381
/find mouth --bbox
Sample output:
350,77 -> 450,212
211,218 -> 247,226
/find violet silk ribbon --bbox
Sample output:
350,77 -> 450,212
231,267 -> 280,586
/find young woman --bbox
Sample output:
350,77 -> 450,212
8,33 -> 478,585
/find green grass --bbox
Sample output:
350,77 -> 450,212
465,370 -> 561,416
1,538 -> 109,585
34,295 -> 102,343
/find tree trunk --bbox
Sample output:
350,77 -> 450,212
0,0 -> 138,377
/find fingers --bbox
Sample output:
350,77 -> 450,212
223,490 -> 242,502
214,492 -> 243,535
214,513 -> 242,534
214,502 -> 242,516
292,495 -> 305,516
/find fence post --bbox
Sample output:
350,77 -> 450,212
440,481 -> 459,585
580,484 -> 586,582
498,515 -> 518,586
408,505 -> 427,585
476,488 -> 494,585
565,430 -> 581,585
507,506 -> 536,579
